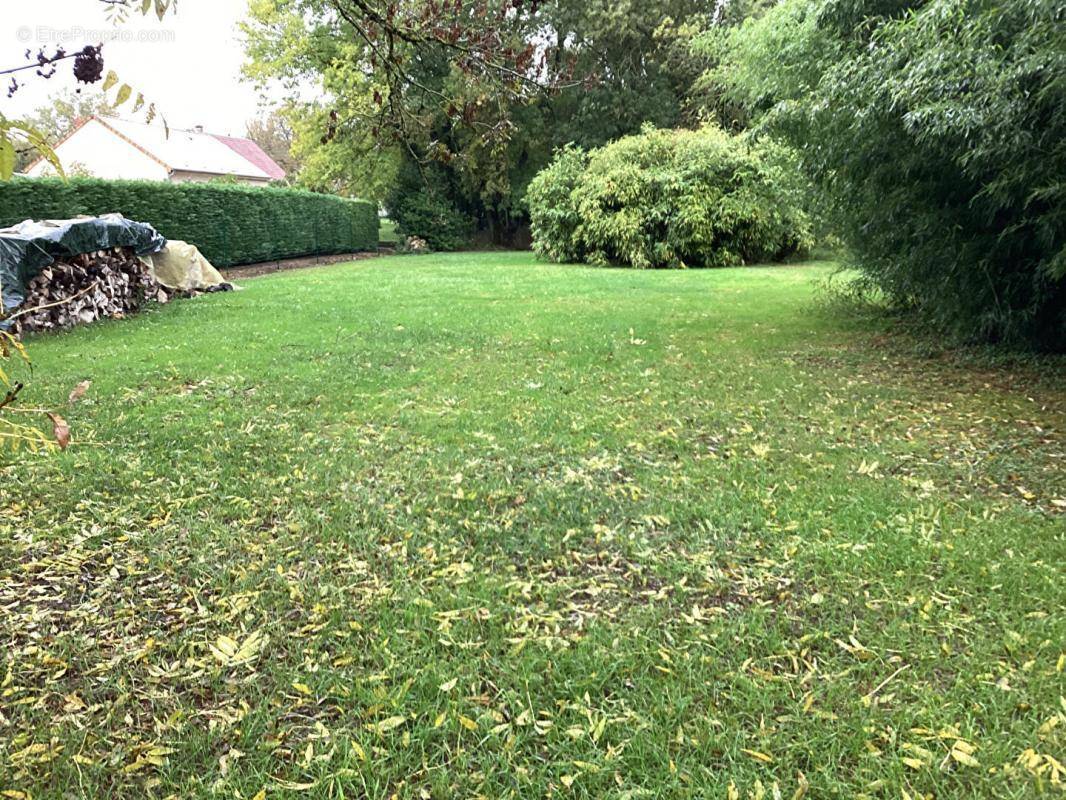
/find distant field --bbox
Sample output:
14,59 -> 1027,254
2,253 -> 1063,799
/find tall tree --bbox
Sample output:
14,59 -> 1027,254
709,0 -> 1066,348
242,0 -> 714,243
246,110 -> 300,181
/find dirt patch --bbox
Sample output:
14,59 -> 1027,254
220,250 -> 385,280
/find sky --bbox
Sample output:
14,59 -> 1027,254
4,0 -> 293,135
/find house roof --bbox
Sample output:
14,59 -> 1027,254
212,134 -> 287,180
53,116 -> 286,181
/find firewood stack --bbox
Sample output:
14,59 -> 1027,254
12,246 -> 169,334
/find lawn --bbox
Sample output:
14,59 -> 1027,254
379,217 -> 400,246
1,252 -> 1063,799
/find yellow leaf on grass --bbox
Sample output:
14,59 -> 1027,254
458,715 -> 478,731
856,459 -> 879,475
68,379 -> 91,404
1038,716 -> 1059,736
950,746 -> 980,768
274,780 -> 318,790
901,743 -> 933,761
367,715 -> 406,734
292,682 -> 312,696
206,640 -> 236,665
234,631 -> 268,663
211,631 -> 267,666
440,678 -> 458,692
741,748 -> 773,763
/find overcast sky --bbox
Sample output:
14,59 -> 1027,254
3,0 -> 290,135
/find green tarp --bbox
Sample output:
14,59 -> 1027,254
0,214 -> 166,313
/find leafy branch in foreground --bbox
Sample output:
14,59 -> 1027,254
0,0 -> 179,451
0,331 -> 57,452
0,116 -> 63,179
2,0 -> 175,175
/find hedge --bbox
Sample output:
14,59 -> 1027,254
0,178 -> 378,267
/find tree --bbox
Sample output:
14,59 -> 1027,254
710,0 -> 1066,349
287,104 -> 401,200
246,110 -> 301,182
242,0 -> 717,244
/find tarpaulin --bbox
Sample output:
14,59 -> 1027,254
0,214 -> 166,312
138,240 -> 228,292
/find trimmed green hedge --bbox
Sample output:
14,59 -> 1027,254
0,178 -> 377,267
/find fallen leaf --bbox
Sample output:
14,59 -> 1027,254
366,715 -> 406,734
68,379 -> 91,404
741,748 -> 773,763
950,744 -> 980,768
458,715 -> 478,731
46,412 -> 70,449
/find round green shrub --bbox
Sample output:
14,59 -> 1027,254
528,126 -> 812,268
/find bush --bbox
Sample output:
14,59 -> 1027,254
389,191 -> 474,252
715,0 -> 1066,349
0,178 -> 377,267
526,146 -> 589,263
383,157 -> 475,251
528,126 -> 812,268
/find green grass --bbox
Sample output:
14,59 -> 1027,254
379,217 -> 399,246
2,252 -> 1064,799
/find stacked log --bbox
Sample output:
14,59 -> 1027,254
12,247 -> 169,334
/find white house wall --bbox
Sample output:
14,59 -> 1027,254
26,119 -> 170,182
